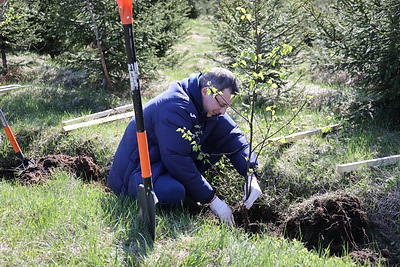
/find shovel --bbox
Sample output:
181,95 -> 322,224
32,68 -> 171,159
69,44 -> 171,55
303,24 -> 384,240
0,108 -> 34,169
116,0 -> 157,240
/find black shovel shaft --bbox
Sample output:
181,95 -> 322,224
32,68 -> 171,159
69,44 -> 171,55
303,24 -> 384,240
117,0 -> 156,240
123,24 -> 145,133
122,23 -> 153,189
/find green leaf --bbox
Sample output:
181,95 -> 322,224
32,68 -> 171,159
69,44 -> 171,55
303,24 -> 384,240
250,52 -> 257,62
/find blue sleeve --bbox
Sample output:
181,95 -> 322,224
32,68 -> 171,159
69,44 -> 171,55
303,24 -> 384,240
154,102 -> 215,204
208,114 -> 258,176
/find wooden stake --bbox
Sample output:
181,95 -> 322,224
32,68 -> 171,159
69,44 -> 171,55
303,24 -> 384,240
62,104 -> 133,125
0,85 -> 26,95
268,124 -> 340,145
62,111 -> 134,132
336,155 -> 400,175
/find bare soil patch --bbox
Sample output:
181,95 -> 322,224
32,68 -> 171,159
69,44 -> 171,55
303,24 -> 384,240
5,154 -> 101,185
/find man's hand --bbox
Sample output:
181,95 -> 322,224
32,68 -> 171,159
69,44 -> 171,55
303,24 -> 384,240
243,174 -> 262,209
209,196 -> 235,226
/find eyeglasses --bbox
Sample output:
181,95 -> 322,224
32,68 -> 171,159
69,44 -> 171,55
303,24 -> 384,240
215,95 -> 229,109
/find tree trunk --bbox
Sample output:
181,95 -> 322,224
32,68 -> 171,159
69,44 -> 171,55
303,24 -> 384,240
1,0 -> 9,69
1,50 -> 7,69
85,0 -> 114,91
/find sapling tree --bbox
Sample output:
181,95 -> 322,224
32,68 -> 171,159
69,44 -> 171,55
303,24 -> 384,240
213,0 -> 310,161
85,0 -> 114,91
209,0 -> 312,228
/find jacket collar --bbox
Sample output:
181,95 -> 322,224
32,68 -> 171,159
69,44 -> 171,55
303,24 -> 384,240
188,73 -> 207,121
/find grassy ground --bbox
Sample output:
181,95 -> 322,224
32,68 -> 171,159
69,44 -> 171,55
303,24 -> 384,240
0,172 -> 355,266
1,17 -> 399,266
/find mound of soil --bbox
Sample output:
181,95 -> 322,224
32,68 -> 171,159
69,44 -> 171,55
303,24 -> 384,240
284,192 -> 369,256
17,154 -> 100,184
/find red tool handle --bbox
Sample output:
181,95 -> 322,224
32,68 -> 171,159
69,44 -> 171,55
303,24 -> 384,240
116,0 -> 133,25
0,109 -> 29,167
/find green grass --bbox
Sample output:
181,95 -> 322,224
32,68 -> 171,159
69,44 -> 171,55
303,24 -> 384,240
0,172 -> 116,265
0,172 -> 355,266
147,223 -> 354,266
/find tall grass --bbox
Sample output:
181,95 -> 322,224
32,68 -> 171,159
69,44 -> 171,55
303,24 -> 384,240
0,172 -> 355,266
0,172 -> 117,265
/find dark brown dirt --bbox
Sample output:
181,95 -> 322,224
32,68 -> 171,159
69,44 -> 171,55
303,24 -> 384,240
349,248 -> 382,266
232,202 -> 285,237
16,154 -> 100,185
229,192 -> 390,266
284,192 -> 369,255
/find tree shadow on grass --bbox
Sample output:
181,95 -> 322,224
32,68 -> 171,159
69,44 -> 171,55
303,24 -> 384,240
102,194 -> 209,265
101,193 -> 154,266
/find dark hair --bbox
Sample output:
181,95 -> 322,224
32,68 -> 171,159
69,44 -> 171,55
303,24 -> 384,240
199,67 -> 239,95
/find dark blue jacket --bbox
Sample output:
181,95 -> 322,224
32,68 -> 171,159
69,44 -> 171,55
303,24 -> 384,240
108,73 -> 257,204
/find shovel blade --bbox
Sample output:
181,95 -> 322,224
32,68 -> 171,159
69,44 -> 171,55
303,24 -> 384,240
137,184 -> 156,240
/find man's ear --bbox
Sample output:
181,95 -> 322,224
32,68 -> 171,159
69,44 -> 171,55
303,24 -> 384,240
200,87 -> 209,96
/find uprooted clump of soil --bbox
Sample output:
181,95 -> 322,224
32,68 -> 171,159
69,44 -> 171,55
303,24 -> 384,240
284,192 -> 370,255
16,154 -> 101,184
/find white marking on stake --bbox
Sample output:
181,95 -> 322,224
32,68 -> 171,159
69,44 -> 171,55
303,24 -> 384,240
336,155 -> 400,175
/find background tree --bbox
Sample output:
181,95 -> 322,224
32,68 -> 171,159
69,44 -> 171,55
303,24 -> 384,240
305,0 -> 400,124
2,0 -> 190,90
0,0 -> 36,69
